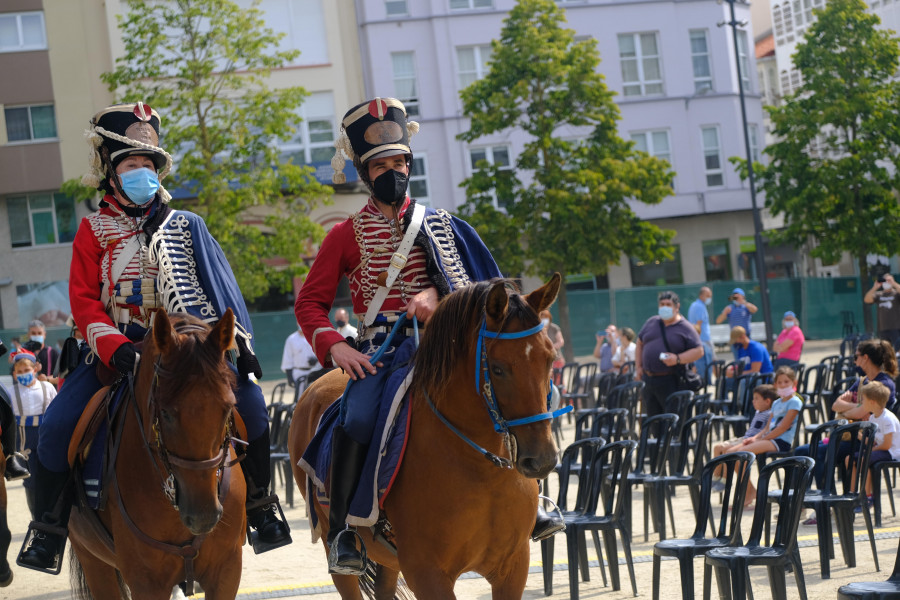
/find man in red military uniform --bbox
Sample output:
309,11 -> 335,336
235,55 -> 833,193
295,97 -> 563,576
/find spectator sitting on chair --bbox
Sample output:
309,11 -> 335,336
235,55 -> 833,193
711,384 -> 775,490
730,325 -> 773,376
281,324 -> 321,394
593,325 -> 616,374
845,381 -> 900,505
612,327 -> 636,372
772,311 -> 804,369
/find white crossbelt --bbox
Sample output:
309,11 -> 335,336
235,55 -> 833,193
363,203 -> 427,328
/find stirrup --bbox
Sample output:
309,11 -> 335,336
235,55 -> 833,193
531,496 -> 566,542
245,493 -> 292,554
16,521 -> 68,575
327,526 -> 367,576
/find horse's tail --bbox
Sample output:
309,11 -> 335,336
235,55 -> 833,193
69,552 -> 129,599
357,559 -> 414,600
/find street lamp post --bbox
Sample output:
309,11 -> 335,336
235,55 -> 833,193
721,0 -> 775,349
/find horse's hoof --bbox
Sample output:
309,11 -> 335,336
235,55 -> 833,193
0,567 -> 12,587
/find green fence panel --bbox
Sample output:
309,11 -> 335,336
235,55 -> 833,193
551,290 -> 612,357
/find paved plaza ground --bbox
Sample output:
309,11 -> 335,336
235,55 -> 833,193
5,338 -> 899,599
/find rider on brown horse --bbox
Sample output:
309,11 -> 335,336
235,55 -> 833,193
294,97 -> 565,576
17,102 -> 290,575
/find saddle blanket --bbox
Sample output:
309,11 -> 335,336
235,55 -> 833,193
298,348 -> 415,542
81,383 -> 127,509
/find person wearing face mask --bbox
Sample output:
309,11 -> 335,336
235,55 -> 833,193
864,273 -> 900,349
294,98 -> 557,576
635,291 -> 703,418
19,320 -> 59,389
1,348 -> 34,483
333,308 -> 358,341
773,310 -> 805,369
18,102 -> 290,574
7,350 -> 56,514
281,324 -> 321,398
688,286 -> 716,382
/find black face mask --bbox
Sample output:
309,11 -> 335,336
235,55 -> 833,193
336,320 -> 347,328
372,168 -> 409,205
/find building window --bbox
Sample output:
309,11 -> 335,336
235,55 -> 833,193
391,52 -> 419,116
456,45 -> 492,90
702,239 -> 732,281
279,92 -> 335,165
631,130 -> 671,163
409,156 -> 430,205
736,30 -> 752,92
385,0 -> 408,16
449,0 -> 493,9
617,33 -> 663,97
748,124 -> 760,162
773,5 -> 784,41
469,145 -> 513,209
630,246 -> 683,287
6,192 -> 77,247
701,126 -> 724,187
257,0 -> 328,66
689,30 -> 713,93
0,11 -> 46,52
783,2 -> 794,37
4,105 -> 57,142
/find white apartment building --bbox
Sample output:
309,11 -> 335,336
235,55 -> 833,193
354,0 -> 782,289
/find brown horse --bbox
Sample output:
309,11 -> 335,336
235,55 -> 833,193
67,310 -> 246,599
291,274 -> 563,599
0,447 -> 10,587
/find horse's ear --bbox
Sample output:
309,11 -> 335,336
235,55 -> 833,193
525,272 -> 561,314
485,281 -> 509,323
207,308 -> 236,355
153,310 -> 175,354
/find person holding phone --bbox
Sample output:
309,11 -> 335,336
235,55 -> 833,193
864,273 -> 900,349
716,287 -> 758,360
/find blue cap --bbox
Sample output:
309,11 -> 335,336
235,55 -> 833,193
784,311 -> 796,319
731,287 -> 745,297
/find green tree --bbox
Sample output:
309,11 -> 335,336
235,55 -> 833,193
101,0 -> 330,299
747,0 -> 900,332
458,0 -> 674,359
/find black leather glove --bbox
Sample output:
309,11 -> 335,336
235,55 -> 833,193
236,336 -> 262,379
111,343 -> 138,375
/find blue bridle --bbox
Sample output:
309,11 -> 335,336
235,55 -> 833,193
424,314 -> 572,468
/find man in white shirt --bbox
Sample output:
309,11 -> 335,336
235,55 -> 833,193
334,308 -> 358,340
281,326 -> 321,394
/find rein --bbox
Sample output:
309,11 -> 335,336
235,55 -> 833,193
110,324 -> 240,595
422,312 -> 572,469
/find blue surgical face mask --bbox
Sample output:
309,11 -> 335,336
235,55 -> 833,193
16,372 -> 34,387
119,167 -> 159,205
704,297 -> 712,306
783,320 -> 794,329
29,335 -> 44,344
658,306 -> 674,320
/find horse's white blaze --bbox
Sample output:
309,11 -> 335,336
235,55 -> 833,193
524,342 -> 533,358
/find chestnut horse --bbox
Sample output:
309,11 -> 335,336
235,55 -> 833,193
0,447 -> 10,587
67,310 -> 246,599
291,274 -> 563,599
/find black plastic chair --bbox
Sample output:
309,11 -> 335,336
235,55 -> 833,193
607,381 -> 644,438
703,359 -> 725,393
595,371 -> 619,405
793,421 -> 880,579
563,362 -> 598,413
871,456 -> 900,527
268,402 -> 296,507
837,535 -> 900,600
797,363 -> 828,442
575,407 -> 630,444
623,413 -> 679,542
541,439 -> 638,599
651,451 -> 755,600
643,414 -> 712,541
702,456 -> 815,600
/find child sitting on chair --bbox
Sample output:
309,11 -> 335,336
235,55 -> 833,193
846,381 -> 900,506
724,366 -> 802,508
710,384 -> 776,490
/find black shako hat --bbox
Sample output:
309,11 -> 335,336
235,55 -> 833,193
331,97 -> 418,185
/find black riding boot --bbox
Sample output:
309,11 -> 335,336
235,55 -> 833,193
16,460 -> 71,574
242,431 -> 291,553
326,426 -> 369,576
531,505 -> 566,542
0,398 -> 29,481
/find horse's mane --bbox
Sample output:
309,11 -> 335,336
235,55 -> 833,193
148,313 -> 236,409
411,278 -> 540,397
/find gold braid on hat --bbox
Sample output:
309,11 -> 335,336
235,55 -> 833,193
330,120 -> 420,185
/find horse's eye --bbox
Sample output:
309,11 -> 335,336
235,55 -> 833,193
492,366 -> 504,377
160,409 -> 174,424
